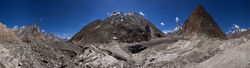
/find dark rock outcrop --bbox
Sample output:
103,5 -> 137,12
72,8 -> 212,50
128,44 -> 147,54
70,12 -> 165,44
182,5 -> 227,40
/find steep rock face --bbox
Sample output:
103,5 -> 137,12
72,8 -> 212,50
70,12 -> 165,44
182,5 -> 227,40
15,24 -> 45,42
0,22 -> 20,40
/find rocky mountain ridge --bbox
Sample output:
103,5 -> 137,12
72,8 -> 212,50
0,22 -> 20,40
14,24 -> 66,43
69,11 -> 165,44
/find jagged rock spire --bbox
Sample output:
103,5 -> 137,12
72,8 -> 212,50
182,4 -> 227,40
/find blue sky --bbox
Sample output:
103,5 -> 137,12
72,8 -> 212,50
0,0 -> 249,39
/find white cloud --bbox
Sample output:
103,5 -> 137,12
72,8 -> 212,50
42,30 -> 45,32
160,22 -> 165,26
12,25 -> 19,31
162,30 -> 171,34
175,17 -> 179,23
139,11 -> 145,16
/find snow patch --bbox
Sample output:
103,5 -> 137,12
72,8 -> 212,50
173,25 -> 182,31
111,11 -> 122,16
139,11 -> 145,16
12,25 -> 19,31
233,24 -> 240,29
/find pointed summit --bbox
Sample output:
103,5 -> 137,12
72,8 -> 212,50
195,4 -> 206,11
182,5 -> 227,39
110,11 -> 124,16
15,24 -> 45,42
191,4 -> 214,22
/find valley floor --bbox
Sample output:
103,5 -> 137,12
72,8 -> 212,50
0,36 -> 250,68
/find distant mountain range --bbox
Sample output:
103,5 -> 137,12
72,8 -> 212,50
13,24 -> 67,43
227,25 -> 250,39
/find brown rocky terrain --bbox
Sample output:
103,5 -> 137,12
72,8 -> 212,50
14,24 -> 46,42
14,24 -> 65,43
0,22 -> 20,40
182,5 -> 227,40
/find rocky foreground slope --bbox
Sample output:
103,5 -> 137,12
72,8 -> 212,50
0,5 -> 249,68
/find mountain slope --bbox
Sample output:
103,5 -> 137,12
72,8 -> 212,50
14,24 -> 45,42
182,5 -> 227,40
14,24 -> 65,43
0,22 -> 20,40
70,12 -> 165,44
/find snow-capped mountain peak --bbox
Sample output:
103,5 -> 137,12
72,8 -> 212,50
231,24 -> 247,33
173,24 -> 182,31
110,11 -> 123,16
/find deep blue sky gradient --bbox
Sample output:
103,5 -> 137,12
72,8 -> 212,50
0,0 -> 249,38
